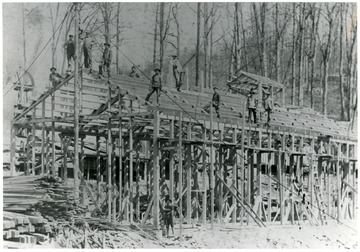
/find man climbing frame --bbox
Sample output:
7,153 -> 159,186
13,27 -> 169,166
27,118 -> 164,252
171,55 -> 185,92
145,68 -> 162,105
99,42 -> 112,79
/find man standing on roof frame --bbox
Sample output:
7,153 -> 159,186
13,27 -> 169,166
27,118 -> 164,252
145,68 -> 162,105
263,89 -> 273,126
170,55 -> 185,92
247,87 -> 258,124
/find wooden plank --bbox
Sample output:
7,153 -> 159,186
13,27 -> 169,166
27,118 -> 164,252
202,125 -> 207,224
129,100 -> 134,223
178,111 -> 183,240
152,110 -> 160,231
118,92 -> 123,221
107,86 -> 112,220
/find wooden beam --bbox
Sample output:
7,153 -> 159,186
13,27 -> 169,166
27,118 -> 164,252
13,73 -> 75,121
10,123 -> 16,176
107,86 -> 112,221
153,109 -> 160,231
210,103 -> 214,228
41,100 -> 45,175
112,136 -> 117,221
129,100 -> 134,223
51,93 -> 56,176
202,124 -> 207,224
96,135 -> 101,202
178,111 -> 183,240
169,119 -> 175,213
186,122 -> 192,223
118,92 -> 123,221
73,2 -> 80,200
80,137 -> 86,205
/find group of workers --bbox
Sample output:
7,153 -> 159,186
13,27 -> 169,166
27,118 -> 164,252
247,87 -> 273,126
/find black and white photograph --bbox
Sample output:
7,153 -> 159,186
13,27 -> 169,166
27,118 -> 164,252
1,1 -> 358,249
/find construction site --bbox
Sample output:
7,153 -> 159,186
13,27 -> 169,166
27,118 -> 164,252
2,2 -> 358,249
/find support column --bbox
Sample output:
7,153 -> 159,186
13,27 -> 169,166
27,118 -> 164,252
118,92 -> 123,222
202,124 -> 207,224
96,135 -> 101,202
63,138 -> 68,182
80,137 -> 86,205
51,95 -> 55,176
178,111 -> 183,240
107,86 -> 112,221
153,110 -> 160,231
112,137 -> 117,221
73,2 -> 80,199
45,130 -> 50,176
186,143 -> 192,223
169,119 -> 175,205
129,102 -> 134,223
210,103 -> 214,228
10,123 -> 16,176
232,128 -> 237,223
41,100 -> 45,175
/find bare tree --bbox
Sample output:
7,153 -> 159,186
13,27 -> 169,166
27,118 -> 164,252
153,3 -> 159,67
234,3 -> 241,75
306,3 -> 320,109
319,3 -> 338,115
291,4 -> 297,106
195,2 -> 201,87
338,4 -> 347,120
49,3 -> 60,66
239,4 -> 248,72
172,3 -> 181,57
297,3 -> 306,107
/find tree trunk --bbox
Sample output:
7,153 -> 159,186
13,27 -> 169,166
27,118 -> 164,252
239,4 -> 248,72
195,2 -> 201,87
22,3 -> 27,69
308,4 -> 319,110
339,5 -> 347,120
252,3 -> 263,75
297,3 -> 304,107
116,3 -> 121,74
275,3 -> 280,82
204,3 -> 209,89
260,3 -> 268,77
291,4 -> 297,106
234,3 -> 241,75
159,3 -> 165,70
153,3 -> 159,67
209,3 -> 215,89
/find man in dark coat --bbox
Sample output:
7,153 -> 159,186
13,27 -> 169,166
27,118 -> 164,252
83,32 -> 93,73
99,42 -> 113,78
145,68 -> 162,104
64,34 -> 75,72
212,87 -> 221,118
247,87 -> 257,123
263,90 -> 273,126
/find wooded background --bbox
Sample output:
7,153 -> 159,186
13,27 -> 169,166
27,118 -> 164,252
3,2 -> 357,124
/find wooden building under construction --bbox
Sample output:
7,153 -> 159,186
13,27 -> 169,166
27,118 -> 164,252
8,61 -> 358,232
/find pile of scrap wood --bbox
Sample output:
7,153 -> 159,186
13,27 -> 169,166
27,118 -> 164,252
53,221 -> 165,248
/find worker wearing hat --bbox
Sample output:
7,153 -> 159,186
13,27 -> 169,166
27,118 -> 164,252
99,42 -> 113,79
145,68 -> 162,105
247,87 -> 258,124
212,87 -> 221,118
64,34 -> 75,73
263,89 -> 273,126
49,67 -> 64,90
170,54 -> 184,92
163,197 -> 176,238
83,31 -> 93,73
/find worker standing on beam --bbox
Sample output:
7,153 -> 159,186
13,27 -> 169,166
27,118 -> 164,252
263,89 -> 273,126
83,31 -> 93,74
99,42 -> 113,79
145,68 -> 162,105
247,87 -> 257,124
171,55 -> 185,92
64,34 -> 75,74
212,87 -> 221,118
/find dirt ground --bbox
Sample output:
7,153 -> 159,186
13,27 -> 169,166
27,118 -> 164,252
155,221 -> 358,249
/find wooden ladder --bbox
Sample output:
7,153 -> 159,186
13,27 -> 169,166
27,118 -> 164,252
313,176 -> 327,224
